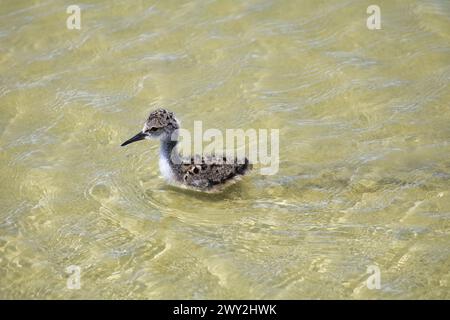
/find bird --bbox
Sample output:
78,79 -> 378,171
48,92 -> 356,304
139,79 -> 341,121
121,108 -> 251,192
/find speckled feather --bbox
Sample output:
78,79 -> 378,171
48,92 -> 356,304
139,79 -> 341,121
171,155 -> 251,191
122,108 -> 252,192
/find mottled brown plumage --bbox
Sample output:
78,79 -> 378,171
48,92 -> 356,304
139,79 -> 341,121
171,154 -> 251,191
121,109 -> 251,192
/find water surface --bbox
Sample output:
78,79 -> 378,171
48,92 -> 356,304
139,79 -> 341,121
0,0 -> 449,299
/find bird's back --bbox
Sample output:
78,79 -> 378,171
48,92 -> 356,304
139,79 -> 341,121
171,154 -> 251,191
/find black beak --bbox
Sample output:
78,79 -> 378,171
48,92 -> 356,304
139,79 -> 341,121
121,132 -> 146,147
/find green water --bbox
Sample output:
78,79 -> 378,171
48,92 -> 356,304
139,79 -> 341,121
0,0 -> 449,299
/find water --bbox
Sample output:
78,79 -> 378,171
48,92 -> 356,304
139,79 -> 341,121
1,0 -> 449,299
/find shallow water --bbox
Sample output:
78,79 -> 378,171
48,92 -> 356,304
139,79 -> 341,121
1,0 -> 449,299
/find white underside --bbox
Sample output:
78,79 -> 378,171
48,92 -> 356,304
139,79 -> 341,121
159,155 -> 174,182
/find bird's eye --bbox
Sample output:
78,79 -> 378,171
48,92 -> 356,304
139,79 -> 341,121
148,127 -> 158,132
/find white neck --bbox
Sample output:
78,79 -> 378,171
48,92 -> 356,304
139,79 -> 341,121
158,139 -> 178,182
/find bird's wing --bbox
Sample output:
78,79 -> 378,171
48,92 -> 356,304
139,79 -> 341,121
174,155 -> 251,188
